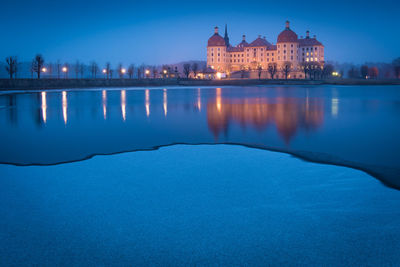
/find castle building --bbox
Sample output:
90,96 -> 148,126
206,21 -> 324,79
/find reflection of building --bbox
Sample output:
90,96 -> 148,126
207,95 -> 324,143
207,21 -> 325,79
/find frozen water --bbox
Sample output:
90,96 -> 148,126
0,145 -> 400,266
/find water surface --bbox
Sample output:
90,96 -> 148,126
1,85 -> 399,188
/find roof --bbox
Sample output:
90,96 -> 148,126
277,28 -> 298,43
298,37 -> 323,46
249,37 -> 272,47
207,33 -> 226,47
237,40 -> 249,48
227,46 -> 244,52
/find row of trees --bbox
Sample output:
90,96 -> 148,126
3,54 -> 183,79
248,62 -> 334,80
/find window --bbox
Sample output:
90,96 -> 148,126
315,47 -> 318,51
218,53 -> 220,56
310,47 -> 313,51
291,56 -> 293,60
302,48 -> 305,51
272,58 -> 274,62
291,50 -> 293,54
291,44 -> 293,48
284,50 -> 286,54
267,58 -> 269,62
211,53 -> 214,56
267,53 -> 269,56
261,53 -> 263,57
284,44 -> 286,48
247,49 -> 250,52
272,53 -> 274,56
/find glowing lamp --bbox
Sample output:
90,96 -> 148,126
41,67 -> 47,72
62,67 -> 68,72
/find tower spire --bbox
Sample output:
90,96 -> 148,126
224,24 -> 230,47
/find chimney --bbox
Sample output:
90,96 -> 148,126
214,27 -> 219,34
286,20 -> 290,29
306,30 -> 310,38
242,35 -> 246,41
313,35 -> 316,39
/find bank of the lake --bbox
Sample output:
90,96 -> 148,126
1,78 -> 399,91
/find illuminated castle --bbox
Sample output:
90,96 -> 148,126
206,21 -> 325,79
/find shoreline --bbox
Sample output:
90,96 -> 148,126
1,78 -> 399,91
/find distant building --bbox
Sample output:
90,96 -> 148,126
206,21 -> 325,79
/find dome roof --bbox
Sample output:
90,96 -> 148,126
208,33 -> 226,46
277,21 -> 298,43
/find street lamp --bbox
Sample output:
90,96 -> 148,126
62,66 -> 68,79
145,69 -> 150,78
121,68 -> 126,74
42,67 -> 47,73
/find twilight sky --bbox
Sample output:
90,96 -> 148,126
1,0 -> 399,66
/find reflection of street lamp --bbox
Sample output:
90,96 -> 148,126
62,67 -> 68,79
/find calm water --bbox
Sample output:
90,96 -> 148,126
1,85 -> 400,188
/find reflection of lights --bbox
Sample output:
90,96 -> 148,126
41,91 -> 47,123
121,90 -> 126,121
332,97 -> 339,118
145,89 -> 150,117
62,91 -> 67,124
216,87 -> 222,112
197,88 -> 201,111
163,89 -> 167,117
102,90 -> 107,120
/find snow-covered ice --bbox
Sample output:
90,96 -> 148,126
0,145 -> 399,266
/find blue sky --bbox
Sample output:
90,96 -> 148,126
1,0 -> 399,65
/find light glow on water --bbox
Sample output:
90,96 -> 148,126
41,91 -> 47,124
332,98 -> 339,118
102,90 -> 107,120
216,88 -> 222,112
163,89 -> 167,117
197,88 -> 201,111
121,90 -> 126,121
145,89 -> 150,117
62,91 -> 67,125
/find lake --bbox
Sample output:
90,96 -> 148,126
1,85 -> 399,188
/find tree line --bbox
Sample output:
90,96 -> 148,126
3,54 -> 189,80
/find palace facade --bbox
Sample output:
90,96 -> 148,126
206,21 -> 324,79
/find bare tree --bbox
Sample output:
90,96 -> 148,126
90,62 -> 99,79
137,67 -> 142,79
300,62 -> 310,79
56,60 -> 61,79
361,65 -> 369,79
192,63 -> 199,78
128,64 -> 134,79
267,63 -> 277,79
257,65 -> 262,80
105,62 -> 111,79
282,62 -> 292,80
74,61 -> 81,78
183,63 -> 191,78
5,56 -> 18,79
117,63 -> 124,78
80,63 -> 85,78
152,66 -> 158,78
321,64 -> 334,79
392,58 -> 400,79
33,54 -> 45,79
